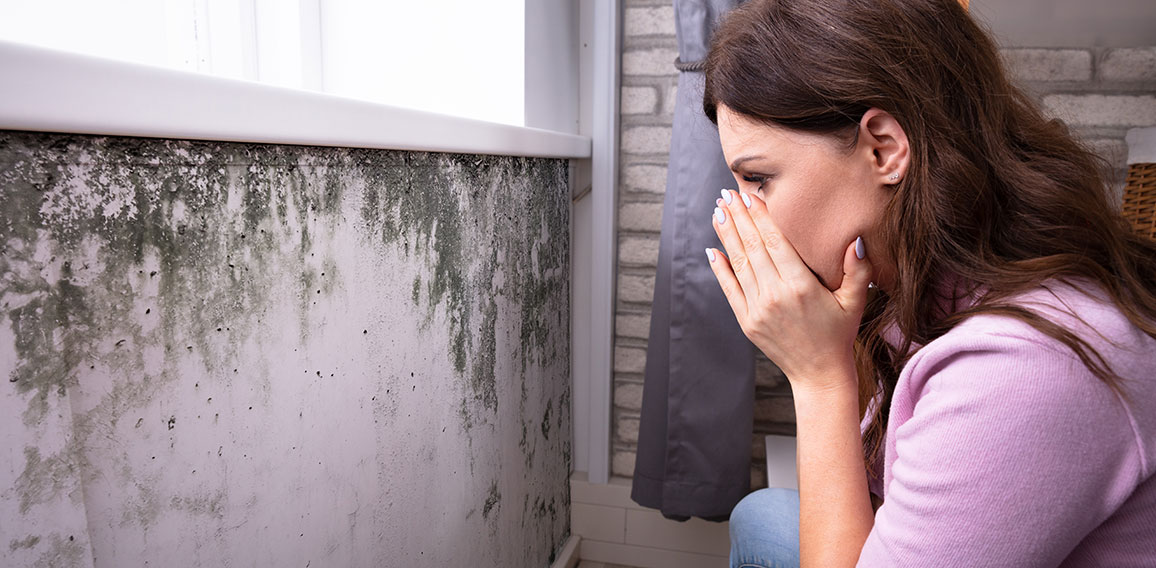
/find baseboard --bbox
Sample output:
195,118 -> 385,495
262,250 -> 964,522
569,472 -> 729,568
551,535 -> 581,568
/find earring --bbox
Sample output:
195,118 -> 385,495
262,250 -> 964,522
888,172 -> 900,182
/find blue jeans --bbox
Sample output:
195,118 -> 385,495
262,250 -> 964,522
729,488 -> 801,568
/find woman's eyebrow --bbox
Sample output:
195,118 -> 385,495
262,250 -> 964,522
729,155 -> 765,172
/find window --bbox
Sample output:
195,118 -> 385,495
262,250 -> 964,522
0,0 -> 525,125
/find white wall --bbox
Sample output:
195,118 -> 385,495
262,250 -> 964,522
971,0 -> 1156,47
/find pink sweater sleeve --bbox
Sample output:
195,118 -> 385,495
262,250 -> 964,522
856,326 -> 1146,567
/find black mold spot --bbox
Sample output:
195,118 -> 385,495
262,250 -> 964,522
541,400 -> 552,441
482,481 -> 501,519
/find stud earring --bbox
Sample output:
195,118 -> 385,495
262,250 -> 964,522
888,172 -> 900,182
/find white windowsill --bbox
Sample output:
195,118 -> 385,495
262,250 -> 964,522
0,39 -> 591,160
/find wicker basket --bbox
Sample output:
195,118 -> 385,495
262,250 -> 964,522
1122,162 -> 1156,241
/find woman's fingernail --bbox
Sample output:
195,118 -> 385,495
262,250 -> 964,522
721,189 -> 733,204
706,248 -> 716,263
716,197 -> 724,207
714,207 -> 726,224
741,192 -> 752,208
855,236 -> 866,260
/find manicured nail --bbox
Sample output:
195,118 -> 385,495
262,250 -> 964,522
855,236 -> 866,260
714,207 -> 726,224
716,198 -> 724,207
706,248 -> 716,263
740,192 -> 752,208
720,189 -> 732,204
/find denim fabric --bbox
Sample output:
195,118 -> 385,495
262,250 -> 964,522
729,488 -> 801,568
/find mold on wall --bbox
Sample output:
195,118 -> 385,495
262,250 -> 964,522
0,130 -> 571,567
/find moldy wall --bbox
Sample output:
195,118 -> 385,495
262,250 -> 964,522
0,130 -> 571,567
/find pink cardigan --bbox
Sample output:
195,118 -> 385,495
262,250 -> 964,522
857,281 -> 1156,566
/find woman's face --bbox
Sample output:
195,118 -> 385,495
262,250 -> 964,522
716,105 -> 900,291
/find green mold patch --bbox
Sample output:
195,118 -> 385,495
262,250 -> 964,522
169,489 -> 227,519
29,533 -> 85,568
14,446 -> 82,515
9,535 -> 41,552
0,133 -> 383,413
0,131 -> 368,514
353,151 -> 569,432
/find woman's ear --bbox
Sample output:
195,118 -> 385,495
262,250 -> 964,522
858,108 -> 910,186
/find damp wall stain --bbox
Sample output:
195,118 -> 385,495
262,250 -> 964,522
0,131 -> 571,568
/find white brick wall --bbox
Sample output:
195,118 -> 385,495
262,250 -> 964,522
621,86 -> 659,115
616,414 -> 641,444
618,202 -> 664,232
621,126 -> 674,155
622,164 -> 668,194
622,48 -> 681,76
1043,94 -> 1156,128
612,449 -> 637,478
615,382 -> 645,411
614,346 -> 648,374
1001,49 -> 1092,82
1100,48 -> 1156,82
615,312 -> 653,340
617,274 -> 657,304
624,6 -> 676,37
617,236 -> 660,267
1013,46 -> 1156,177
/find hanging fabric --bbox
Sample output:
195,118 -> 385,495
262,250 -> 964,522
630,0 -> 754,522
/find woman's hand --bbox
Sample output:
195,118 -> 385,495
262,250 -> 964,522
706,189 -> 873,392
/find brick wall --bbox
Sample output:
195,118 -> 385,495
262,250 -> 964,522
611,0 -> 1156,488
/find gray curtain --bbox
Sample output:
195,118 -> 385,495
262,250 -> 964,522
630,0 -> 754,521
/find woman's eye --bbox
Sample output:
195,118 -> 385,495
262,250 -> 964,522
741,175 -> 766,189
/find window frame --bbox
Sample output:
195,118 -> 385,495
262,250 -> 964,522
0,39 -> 587,159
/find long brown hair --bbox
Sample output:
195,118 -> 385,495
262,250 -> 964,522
702,0 -> 1156,471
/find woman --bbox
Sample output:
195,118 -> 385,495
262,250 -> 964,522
701,0 -> 1156,566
